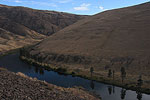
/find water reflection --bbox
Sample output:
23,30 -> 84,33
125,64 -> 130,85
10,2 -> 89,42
34,66 -> 44,75
107,85 -> 116,95
136,91 -> 142,100
136,75 -> 143,100
113,85 -> 115,94
120,88 -> 126,100
28,65 -> 31,70
90,80 -> 95,89
1,53 -> 150,100
35,66 -> 39,73
39,68 -> 44,75
108,86 -> 112,95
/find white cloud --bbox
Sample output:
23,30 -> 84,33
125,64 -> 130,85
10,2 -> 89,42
58,0 -> 72,3
2,0 -> 21,3
99,6 -> 104,10
2,0 -> 57,7
15,0 -> 21,3
99,6 -> 107,11
29,1 -> 57,7
74,3 -> 91,11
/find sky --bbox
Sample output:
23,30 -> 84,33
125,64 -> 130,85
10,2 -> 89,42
0,0 -> 149,15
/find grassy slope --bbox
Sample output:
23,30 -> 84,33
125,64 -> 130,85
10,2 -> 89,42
24,2 -> 150,94
0,4 -> 87,53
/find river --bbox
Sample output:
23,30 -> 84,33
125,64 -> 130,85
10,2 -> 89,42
0,53 -> 150,100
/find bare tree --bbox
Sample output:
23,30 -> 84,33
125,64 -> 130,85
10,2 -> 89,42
120,67 -> 126,83
136,75 -> 143,100
90,67 -> 94,77
113,70 -> 115,80
137,75 -> 143,88
108,69 -> 112,78
120,88 -> 126,100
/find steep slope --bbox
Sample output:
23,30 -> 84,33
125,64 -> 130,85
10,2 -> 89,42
27,2 -> 150,78
0,4 -> 86,53
0,4 -> 86,36
0,27 -> 43,53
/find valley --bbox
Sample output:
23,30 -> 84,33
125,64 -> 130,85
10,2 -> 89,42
1,53 -> 150,100
0,4 -> 86,53
1,2 -> 150,100
20,2 -> 150,95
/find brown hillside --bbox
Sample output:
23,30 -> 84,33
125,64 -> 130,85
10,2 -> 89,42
0,4 -> 87,36
0,4 -> 86,53
28,2 -> 150,77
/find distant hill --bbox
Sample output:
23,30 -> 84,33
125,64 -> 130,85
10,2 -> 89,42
0,4 -> 86,53
28,2 -> 150,76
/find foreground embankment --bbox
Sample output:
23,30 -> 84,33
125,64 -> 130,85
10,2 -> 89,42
0,68 -> 100,100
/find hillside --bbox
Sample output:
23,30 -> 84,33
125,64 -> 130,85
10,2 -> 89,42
25,2 -> 150,90
0,68 -> 100,100
0,4 -> 86,53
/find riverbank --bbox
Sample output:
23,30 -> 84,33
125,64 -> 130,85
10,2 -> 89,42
0,48 -> 20,58
0,68 -> 100,100
0,41 -> 42,59
20,55 -> 150,95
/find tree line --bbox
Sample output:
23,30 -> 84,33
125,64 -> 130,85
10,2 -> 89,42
89,66 -> 143,89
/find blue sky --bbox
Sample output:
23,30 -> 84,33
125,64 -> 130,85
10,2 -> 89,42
0,0 -> 149,15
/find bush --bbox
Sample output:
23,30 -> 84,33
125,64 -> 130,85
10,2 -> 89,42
72,71 -> 75,75
56,67 -> 67,73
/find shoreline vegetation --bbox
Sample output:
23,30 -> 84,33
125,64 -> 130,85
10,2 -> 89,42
0,46 -> 101,100
20,55 -> 150,95
0,48 -> 20,58
1,45 -> 150,95
0,43 -> 38,58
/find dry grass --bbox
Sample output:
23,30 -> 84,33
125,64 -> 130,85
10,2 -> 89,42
25,2 -> 150,93
20,55 -> 150,94
0,4 -> 87,53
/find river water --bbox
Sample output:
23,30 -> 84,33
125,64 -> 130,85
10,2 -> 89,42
0,53 -> 150,100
